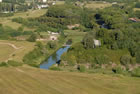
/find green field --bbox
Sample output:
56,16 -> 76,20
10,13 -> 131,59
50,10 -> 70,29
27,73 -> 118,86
0,40 -> 35,62
0,67 -> 140,94
64,30 -> 87,44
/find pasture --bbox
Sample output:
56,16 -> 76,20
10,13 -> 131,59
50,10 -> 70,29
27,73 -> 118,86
0,67 -> 140,94
0,40 -> 35,62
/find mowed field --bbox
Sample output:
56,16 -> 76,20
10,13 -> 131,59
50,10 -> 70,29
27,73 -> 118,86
0,67 -> 140,94
0,40 -> 35,62
85,1 -> 112,9
0,9 -> 47,30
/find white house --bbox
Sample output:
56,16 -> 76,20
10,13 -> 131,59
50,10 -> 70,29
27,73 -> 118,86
93,39 -> 101,48
0,0 -> 2,3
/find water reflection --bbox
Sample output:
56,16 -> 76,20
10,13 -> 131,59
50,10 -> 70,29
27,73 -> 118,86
40,46 -> 70,69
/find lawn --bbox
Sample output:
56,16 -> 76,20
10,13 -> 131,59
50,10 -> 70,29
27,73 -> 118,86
0,67 -> 140,94
85,1 -> 112,9
0,40 -> 35,62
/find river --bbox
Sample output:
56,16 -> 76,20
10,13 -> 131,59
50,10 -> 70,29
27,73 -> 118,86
40,46 -> 70,69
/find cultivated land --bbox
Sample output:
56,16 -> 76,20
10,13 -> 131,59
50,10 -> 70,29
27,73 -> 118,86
0,67 -> 140,94
0,40 -> 35,62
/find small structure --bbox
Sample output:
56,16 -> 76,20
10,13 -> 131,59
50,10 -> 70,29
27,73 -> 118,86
93,39 -> 101,48
50,35 -> 57,41
48,31 -> 59,35
37,4 -> 49,9
0,0 -> 2,3
67,24 -> 80,30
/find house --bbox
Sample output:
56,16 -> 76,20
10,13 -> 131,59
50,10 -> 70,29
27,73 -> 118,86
50,35 -> 57,41
93,39 -> 101,48
0,0 -> 2,3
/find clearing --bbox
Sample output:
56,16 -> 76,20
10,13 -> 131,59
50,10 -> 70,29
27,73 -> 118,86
0,67 -> 140,94
85,1 -> 112,9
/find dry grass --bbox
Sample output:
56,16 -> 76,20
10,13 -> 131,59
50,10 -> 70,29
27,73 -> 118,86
0,67 -> 140,94
0,9 -> 46,30
0,40 -> 35,62
85,1 -> 112,9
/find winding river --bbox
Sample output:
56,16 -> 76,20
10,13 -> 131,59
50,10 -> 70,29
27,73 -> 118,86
40,46 -> 70,69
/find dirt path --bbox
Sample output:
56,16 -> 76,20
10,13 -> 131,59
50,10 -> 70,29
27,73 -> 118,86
0,43 -> 22,49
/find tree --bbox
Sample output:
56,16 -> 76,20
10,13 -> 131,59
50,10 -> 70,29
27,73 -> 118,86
120,55 -> 132,66
27,33 -> 37,42
136,46 -> 140,63
83,32 -> 96,49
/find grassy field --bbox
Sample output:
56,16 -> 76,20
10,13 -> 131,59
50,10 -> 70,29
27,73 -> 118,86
0,40 -> 35,62
0,9 -> 46,30
0,67 -> 140,94
64,30 -> 87,44
85,1 -> 112,9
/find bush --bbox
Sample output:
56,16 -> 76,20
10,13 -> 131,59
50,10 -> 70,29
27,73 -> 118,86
50,66 -> 61,71
27,33 -> 37,42
95,55 -> 110,65
120,55 -> 132,66
131,67 -> 140,77
7,60 -> 22,67
135,2 -> 140,8
77,65 -> 86,72
0,62 -> 8,67
112,66 -> 124,74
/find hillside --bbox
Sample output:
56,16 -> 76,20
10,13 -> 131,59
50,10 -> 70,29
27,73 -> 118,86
0,67 -> 140,94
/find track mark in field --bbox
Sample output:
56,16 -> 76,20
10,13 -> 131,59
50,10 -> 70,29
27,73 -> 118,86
16,68 -> 24,73
0,42 -> 23,49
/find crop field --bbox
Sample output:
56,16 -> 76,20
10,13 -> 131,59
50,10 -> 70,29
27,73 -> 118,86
0,40 -> 35,62
0,67 -> 140,94
85,1 -> 112,9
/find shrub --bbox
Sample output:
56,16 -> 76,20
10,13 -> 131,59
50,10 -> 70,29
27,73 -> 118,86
50,66 -> 61,71
135,2 -> 140,8
120,55 -> 132,66
0,62 -> 8,67
95,55 -> 110,65
131,67 -> 140,77
77,65 -> 86,72
27,33 -> 37,42
7,60 -> 22,67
